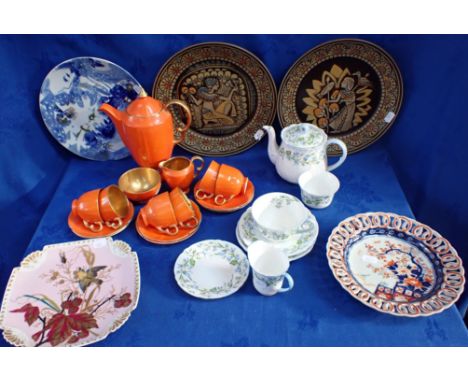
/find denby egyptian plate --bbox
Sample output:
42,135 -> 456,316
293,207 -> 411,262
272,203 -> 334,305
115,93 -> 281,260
153,43 -> 277,156
174,240 -> 249,299
0,238 -> 140,346
278,39 -> 403,155
39,57 -> 142,160
326,212 -> 465,317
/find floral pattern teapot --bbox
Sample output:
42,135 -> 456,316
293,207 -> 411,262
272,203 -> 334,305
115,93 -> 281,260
255,123 -> 347,183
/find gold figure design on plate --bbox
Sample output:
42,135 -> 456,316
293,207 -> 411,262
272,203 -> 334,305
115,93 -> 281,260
302,64 -> 373,134
178,69 -> 249,136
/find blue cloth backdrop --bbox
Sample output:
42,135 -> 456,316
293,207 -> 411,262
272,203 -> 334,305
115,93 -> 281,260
0,35 -> 467,346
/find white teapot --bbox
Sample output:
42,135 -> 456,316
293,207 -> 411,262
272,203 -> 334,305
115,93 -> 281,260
256,123 -> 347,183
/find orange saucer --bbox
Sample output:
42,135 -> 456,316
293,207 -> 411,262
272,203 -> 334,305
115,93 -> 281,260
194,179 -> 255,213
136,201 -> 202,244
68,203 -> 135,239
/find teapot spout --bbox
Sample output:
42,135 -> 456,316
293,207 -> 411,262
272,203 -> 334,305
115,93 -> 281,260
99,103 -> 125,139
261,125 -> 280,165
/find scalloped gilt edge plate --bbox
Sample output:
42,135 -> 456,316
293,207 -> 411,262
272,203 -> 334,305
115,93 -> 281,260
0,238 -> 140,346
326,212 -> 464,317
278,39 -> 403,155
152,42 -> 277,156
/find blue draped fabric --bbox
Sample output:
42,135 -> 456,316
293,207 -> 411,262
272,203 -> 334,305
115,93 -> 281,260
0,35 -> 467,346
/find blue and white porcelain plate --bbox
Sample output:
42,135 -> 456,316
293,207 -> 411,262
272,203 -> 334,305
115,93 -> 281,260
327,212 -> 465,317
39,57 -> 142,161
174,240 -> 249,299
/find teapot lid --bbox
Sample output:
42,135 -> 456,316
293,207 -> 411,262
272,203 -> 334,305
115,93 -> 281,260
281,123 -> 326,149
126,89 -> 164,117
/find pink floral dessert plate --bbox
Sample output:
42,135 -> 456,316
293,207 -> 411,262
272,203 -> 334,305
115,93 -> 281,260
326,212 -> 464,317
0,238 -> 140,346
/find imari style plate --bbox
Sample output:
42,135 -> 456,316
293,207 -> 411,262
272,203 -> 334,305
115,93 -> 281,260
326,212 -> 465,317
0,238 -> 140,346
39,57 -> 142,160
174,240 -> 249,299
152,43 -> 277,156
236,208 -> 318,261
278,39 -> 403,155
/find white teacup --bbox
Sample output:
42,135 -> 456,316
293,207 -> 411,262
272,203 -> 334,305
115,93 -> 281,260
298,170 -> 340,209
251,192 -> 313,241
248,241 -> 294,296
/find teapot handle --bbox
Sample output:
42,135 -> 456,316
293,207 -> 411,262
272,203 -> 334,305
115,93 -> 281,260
326,138 -> 348,171
166,99 -> 192,145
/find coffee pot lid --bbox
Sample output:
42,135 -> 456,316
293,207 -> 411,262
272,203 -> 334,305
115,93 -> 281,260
126,88 -> 164,117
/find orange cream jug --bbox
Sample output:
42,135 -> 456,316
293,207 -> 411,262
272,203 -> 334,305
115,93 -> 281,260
99,90 -> 192,168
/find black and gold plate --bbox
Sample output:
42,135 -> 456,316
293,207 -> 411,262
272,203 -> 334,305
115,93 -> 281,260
153,42 -> 277,156
278,39 -> 403,155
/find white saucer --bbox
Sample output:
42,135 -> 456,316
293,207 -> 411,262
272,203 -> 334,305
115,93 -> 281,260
174,240 -> 249,299
236,208 -> 318,261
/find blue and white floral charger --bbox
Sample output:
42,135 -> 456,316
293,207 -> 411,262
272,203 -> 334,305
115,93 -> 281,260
39,57 -> 142,161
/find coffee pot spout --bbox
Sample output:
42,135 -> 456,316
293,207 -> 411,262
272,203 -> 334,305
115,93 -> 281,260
99,103 -> 125,139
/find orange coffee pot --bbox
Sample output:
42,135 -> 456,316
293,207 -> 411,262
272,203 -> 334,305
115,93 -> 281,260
99,90 -> 192,168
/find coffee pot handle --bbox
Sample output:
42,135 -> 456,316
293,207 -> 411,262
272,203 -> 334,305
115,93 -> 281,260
326,138 -> 348,171
166,99 -> 192,145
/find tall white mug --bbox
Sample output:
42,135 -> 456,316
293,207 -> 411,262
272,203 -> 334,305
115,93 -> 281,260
247,241 -> 294,296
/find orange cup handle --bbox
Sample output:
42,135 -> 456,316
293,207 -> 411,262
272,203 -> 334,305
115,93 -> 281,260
157,224 -> 179,236
191,156 -> 205,177
195,189 -> 213,200
180,216 -> 199,229
83,220 -> 103,233
167,99 -> 192,145
105,217 -> 123,230
214,194 -> 234,206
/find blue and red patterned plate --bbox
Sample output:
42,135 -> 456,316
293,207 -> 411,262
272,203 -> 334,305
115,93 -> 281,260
326,212 -> 464,317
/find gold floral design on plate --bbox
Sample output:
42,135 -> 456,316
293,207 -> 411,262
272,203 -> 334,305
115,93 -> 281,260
278,39 -> 403,155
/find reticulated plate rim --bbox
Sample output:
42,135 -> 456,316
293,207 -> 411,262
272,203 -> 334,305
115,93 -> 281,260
326,211 -> 465,317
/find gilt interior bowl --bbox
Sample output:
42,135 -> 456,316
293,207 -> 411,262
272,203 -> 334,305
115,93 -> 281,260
118,167 -> 161,203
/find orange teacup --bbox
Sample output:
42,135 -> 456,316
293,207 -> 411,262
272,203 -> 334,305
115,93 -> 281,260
72,189 -> 103,232
213,164 -> 249,205
194,160 -> 220,200
159,156 -> 204,192
140,192 -> 179,235
99,185 -> 129,229
169,187 -> 199,228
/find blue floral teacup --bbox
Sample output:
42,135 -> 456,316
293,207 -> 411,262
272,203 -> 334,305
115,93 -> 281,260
248,241 -> 294,296
298,170 -> 340,209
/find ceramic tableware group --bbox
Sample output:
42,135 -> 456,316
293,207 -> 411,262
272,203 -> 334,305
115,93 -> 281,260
298,170 -> 340,209
69,185 -> 134,238
236,192 -> 319,261
194,160 -> 254,212
136,187 -> 202,244
248,241 -> 294,296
